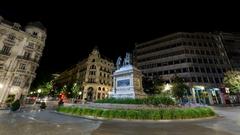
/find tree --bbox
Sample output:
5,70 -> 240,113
171,76 -> 190,103
143,77 -> 164,95
224,70 -> 240,94
35,81 -> 53,97
71,82 -> 83,100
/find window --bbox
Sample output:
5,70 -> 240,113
200,67 -> 205,73
203,58 -> 208,64
90,65 -> 96,69
197,77 -> 202,82
102,93 -> 105,99
23,51 -> 31,59
200,50 -> 205,55
203,77 -> 208,83
209,77 -> 214,83
194,67 -> 199,72
92,59 -> 95,62
180,59 -> 186,63
198,58 -> 203,63
182,68 -> 188,72
190,50 -> 194,54
189,67 -> 194,72
215,78 -> 220,83
33,32 -> 38,36
193,58 -> 197,63
168,61 -> 173,65
164,70 -> 168,74
98,87 -> 101,91
217,68 -> 222,73
27,42 -> 34,49
103,88 -> 105,91
206,67 -> 211,73
174,60 -> 179,64
97,93 -> 101,99
176,69 -> 181,73
195,50 -> 200,54
19,63 -> 26,70
211,68 -> 216,73
208,59 -> 213,64
192,77 -> 196,82
187,58 -> 192,62
214,59 -> 218,64
185,49 -> 190,54
8,34 -> 15,40
158,71 -> 162,75
170,70 -> 174,73
206,50 -> 210,55
1,45 -> 11,55
12,76 -> 21,86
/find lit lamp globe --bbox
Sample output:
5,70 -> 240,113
79,91 -> 82,95
38,89 -> 41,93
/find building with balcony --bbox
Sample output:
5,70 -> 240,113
134,32 -> 234,104
0,16 -> 46,105
54,47 -> 115,101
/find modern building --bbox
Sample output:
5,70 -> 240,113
0,16 -> 47,105
134,32 -> 234,104
54,47 -> 115,101
219,32 -> 240,70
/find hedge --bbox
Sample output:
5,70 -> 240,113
95,96 -> 175,106
57,106 -> 215,120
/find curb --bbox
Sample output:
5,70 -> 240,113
52,111 -> 218,123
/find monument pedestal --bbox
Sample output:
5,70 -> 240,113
109,65 -> 146,99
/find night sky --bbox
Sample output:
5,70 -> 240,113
0,2 -> 239,76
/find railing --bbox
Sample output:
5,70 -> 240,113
17,56 -> 38,63
0,51 -> 11,56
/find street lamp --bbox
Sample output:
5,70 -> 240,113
0,83 -> 3,89
78,91 -> 82,95
33,89 -> 41,105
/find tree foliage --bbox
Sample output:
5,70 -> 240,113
171,76 -> 190,99
143,77 -> 164,95
224,70 -> 240,94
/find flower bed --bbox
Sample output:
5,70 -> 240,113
57,106 -> 215,120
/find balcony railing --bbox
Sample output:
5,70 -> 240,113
0,51 -> 11,56
17,56 -> 38,63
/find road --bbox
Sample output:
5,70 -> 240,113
0,106 -> 239,135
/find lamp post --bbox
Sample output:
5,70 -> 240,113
33,89 -> 41,105
225,87 -> 230,104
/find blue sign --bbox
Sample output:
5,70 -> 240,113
117,79 -> 130,87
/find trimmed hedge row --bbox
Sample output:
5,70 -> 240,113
57,106 -> 215,120
95,96 -> 175,106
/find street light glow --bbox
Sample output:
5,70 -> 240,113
79,91 -> 82,95
38,89 -> 41,93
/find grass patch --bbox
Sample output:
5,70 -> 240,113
57,106 -> 215,120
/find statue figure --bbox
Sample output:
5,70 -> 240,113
123,52 -> 132,66
116,56 -> 122,69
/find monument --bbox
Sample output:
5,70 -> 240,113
109,53 -> 146,99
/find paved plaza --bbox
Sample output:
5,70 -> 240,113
0,106 -> 239,135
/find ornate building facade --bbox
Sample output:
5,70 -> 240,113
54,47 -> 114,101
0,16 -> 46,105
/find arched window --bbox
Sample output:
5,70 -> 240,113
103,87 -> 105,91
98,87 -> 101,91
90,65 -> 96,69
92,59 -> 95,62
